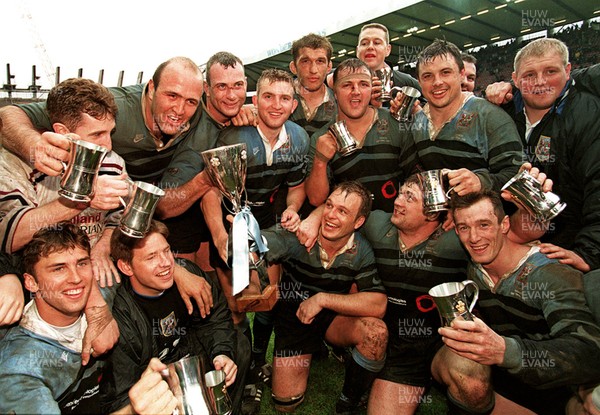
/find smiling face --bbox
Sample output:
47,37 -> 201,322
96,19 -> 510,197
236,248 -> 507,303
24,247 -> 93,327
119,232 -> 175,296
147,62 -> 203,137
204,63 -> 247,124
321,188 -> 365,243
418,53 -> 464,110
252,79 -> 297,133
453,198 -> 509,266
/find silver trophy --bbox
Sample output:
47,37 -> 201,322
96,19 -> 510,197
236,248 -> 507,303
329,120 -> 358,157
417,169 -> 455,213
59,137 -> 108,202
375,67 -> 394,102
502,169 -> 566,221
201,144 -> 272,308
119,181 -> 165,238
429,280 -> 479,327
202,144 -> 247,212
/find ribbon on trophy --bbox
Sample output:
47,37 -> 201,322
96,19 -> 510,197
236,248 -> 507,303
232,206 -> 269,295
201,143 -> 269,296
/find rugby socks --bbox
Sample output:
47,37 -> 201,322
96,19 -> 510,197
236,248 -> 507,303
251,311 -> 273,368
237,317 -> 253,357
339,348 -> 385,406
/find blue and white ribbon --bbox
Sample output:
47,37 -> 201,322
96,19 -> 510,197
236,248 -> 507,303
231,206 -> 269,295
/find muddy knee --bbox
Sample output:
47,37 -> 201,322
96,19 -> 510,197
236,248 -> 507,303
357,317 -> 388,359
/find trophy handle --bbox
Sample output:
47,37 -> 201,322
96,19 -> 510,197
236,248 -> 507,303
461,280 -> 479,314
221,187 -> 250,215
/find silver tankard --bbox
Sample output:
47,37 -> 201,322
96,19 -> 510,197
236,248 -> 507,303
204,370 -> 233,415
162,355 -> 216,415
329,120 -> 358,157
429,280 -> 479,327
501,169 -> 566,221
391,86 -> 421,122
59,137 -> 108,203
417,169 -> 454,213
375,67 -> 394,102
119,181 -> 165,238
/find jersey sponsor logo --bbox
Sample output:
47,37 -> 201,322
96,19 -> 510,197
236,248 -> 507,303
133,134 -> 145,143
381,180 -> 398,199
71,212 -> 102,224
415,294 -> 436,313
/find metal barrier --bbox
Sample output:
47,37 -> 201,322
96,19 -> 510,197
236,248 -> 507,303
1,63 -> 144,102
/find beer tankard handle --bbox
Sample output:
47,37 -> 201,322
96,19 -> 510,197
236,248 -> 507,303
118,177 -> 136,208
389,86 -> 404,99
59,133 -> 77,175
389,87 -> 404,113
461,279 -> 480,315
440,169 -> 456,199
59,133 -> 79,172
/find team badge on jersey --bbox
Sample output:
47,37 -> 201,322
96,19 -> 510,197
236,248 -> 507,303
535,135 -> 552,163
280,138 -> 291,153
457,112 -> 476,128
376,118 -> 390,137
160,311 -> 178,337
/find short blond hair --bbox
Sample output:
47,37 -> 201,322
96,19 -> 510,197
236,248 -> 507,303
514,38 -> 569,73
256,68 -> 294,94
359,23 -> 390,45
